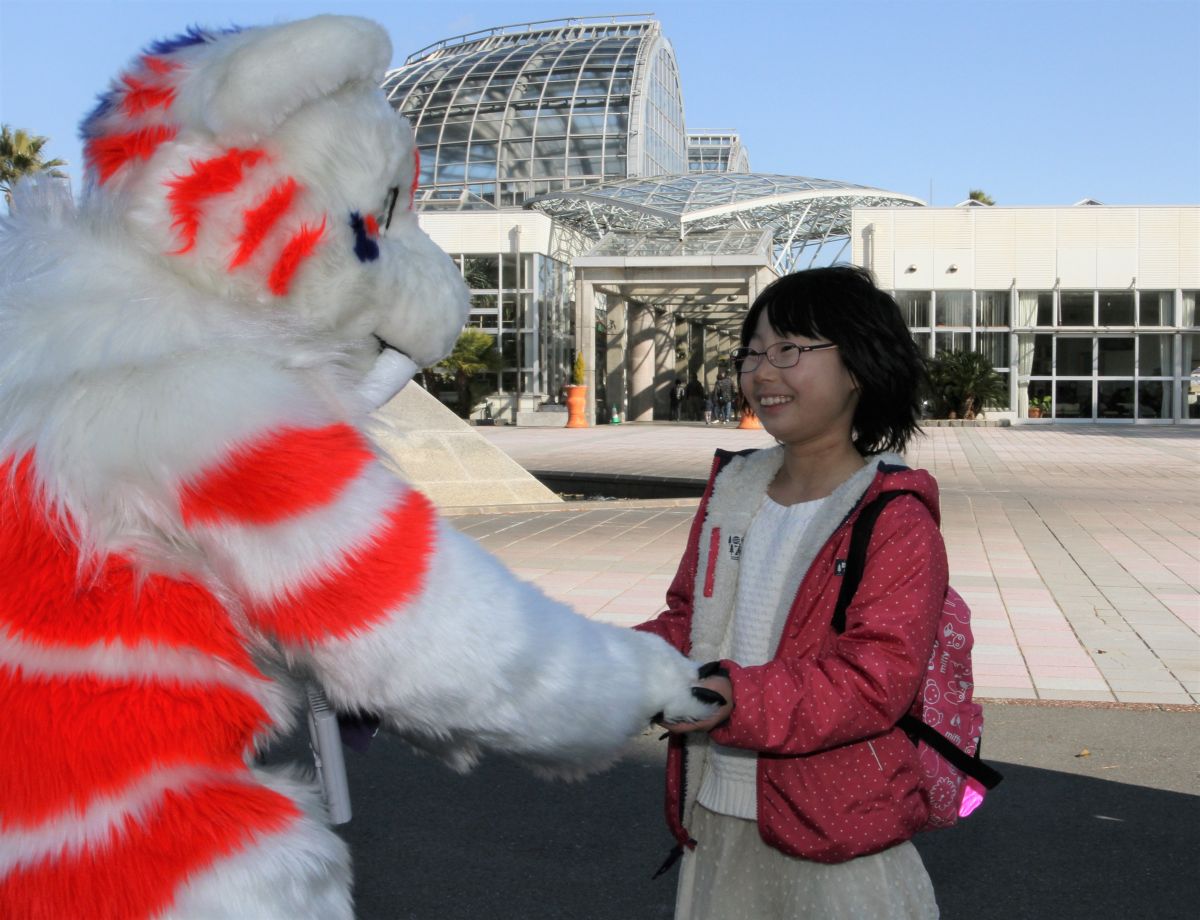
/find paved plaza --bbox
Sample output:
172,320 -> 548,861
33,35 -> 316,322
456,423 -> 1199,706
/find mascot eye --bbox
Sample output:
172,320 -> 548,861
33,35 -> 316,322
349,211 -> 380,263
380,186 -> 399,230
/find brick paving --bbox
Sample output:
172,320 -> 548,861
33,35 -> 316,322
453,423 -> 1199,705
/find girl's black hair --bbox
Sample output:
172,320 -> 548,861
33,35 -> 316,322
740,265 -> 926,456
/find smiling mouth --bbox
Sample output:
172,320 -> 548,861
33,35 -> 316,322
758,395 -> 794,407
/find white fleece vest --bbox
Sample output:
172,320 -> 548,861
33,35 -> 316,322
682,448 -> 904,830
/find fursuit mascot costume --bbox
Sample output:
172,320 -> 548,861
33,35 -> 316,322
0,16 -> 713,919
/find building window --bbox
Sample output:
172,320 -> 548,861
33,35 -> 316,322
935,291 -> 971,327
896,291 -> 931,328
977,291 -> 1010,327
1098,291 -> 1135,326
1060,292 -> 1094,326
1139,291 -> 1174,327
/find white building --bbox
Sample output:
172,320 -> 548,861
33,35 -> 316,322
852,204 -> 1199,423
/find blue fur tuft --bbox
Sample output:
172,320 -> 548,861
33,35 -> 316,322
349,213 -> 380,263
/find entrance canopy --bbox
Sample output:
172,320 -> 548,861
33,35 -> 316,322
575,228 -> 773,328
528,173 -> 923,275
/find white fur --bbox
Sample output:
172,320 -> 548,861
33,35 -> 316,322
0,15 -> 709,916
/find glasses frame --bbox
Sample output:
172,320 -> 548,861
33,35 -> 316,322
730,342 -> 838,373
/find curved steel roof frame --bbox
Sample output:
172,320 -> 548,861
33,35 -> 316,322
526,173 -> 924,274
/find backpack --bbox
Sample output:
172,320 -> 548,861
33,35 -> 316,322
834,490 -> 1003,830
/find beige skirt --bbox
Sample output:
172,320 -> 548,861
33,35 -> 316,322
675,805 -> 939,920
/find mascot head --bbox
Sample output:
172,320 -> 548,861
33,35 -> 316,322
78,15 -> 468,370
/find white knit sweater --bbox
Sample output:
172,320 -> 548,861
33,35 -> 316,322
696,493 -> 826,820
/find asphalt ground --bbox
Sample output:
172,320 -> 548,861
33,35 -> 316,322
266,700 -> 1198,919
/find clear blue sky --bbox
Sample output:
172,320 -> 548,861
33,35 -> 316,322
2,0 -> 1197,205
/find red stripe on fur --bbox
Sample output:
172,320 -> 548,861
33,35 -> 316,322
249,488 -> 435,644
119,74 -> 175,116
408,147 -> 420,209
0,778 -> 299,920
179,424 -> 374,526
229,178 -> 298,270
166,148 -> 265,254
267,218 -> 326,296
0,666 -> 271,826
84,124 -> 178,184
140,54 -> 180,75
0,456 -> 255,669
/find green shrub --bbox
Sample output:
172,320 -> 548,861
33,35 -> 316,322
925,350 -> 1007,419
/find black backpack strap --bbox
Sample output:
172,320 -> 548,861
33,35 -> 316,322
832,491 -> 910,634
898,714 -> 1004,789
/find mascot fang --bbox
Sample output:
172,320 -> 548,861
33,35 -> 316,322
0,16 -> 712,919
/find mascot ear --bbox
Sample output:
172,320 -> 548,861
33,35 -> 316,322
202,15 -> 391,141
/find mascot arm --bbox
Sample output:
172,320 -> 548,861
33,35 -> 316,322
180,421 -> 712,771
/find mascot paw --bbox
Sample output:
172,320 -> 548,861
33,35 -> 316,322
633,632 -> 720,725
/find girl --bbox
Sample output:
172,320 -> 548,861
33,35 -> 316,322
638,265 -> 945,919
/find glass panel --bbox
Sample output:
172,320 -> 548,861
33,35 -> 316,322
911,331 -> 931,356
464,257 -> 498,290
1027,380 -> 1052,418
1139,335 -> 1172,376
896,291 -> 931,327
1183,381 -> 1200,419
470,120 -> 502,141
935,292 -> 971,326
1098,337 -> 1134,376
978,332 -> 1010,367
1037,293 -> 1054,326
501,371 -> 517,392
977,291 -> 1010,326
1139,291 -> 1174,327
501,296 -> 518,326
440,122 -> 472,144
1184,333 -> 1200,418
1057,338 -> 1093,376
935,331 -> 970,353
1098,381 -> 1135,418
1031,334 -> 1053,375
1055,380 -> 1093,418
1184,292 -> 1197,326
466,161 -> 497,180
1099,292 -> 1134,326
1060,292 -> 1094,326
500,253 -> 519,290
1137,381 -> 1168,419
500,333 -> 517,365
466,313 -> 497,331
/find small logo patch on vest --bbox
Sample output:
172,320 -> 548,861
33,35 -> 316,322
835,559 -> 847,576
727,534 -> 742,560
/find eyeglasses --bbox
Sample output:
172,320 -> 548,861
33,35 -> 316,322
730,342 -> 837,373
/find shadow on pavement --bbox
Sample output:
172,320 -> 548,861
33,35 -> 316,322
265,724 -> 1198,920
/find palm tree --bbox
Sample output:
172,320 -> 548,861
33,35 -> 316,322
429,329 -> 503,418
967,189 -> 995,206
925,350 -> 1007,419
1,125 -> 68,208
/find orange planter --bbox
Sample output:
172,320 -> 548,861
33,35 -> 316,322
737,408 -> 763,429
565,385 -> 589,428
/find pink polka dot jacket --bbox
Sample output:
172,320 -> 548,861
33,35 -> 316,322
637,447 -> 948,864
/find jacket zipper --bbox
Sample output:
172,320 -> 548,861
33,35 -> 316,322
867,740 -> 884,771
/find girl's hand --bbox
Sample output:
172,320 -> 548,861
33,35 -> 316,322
661,675 -> 733,734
